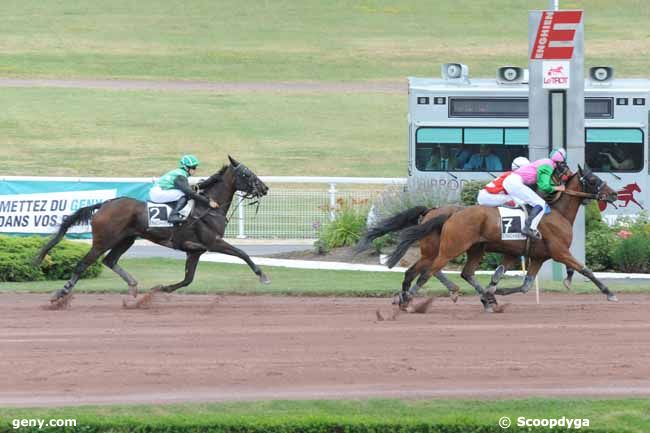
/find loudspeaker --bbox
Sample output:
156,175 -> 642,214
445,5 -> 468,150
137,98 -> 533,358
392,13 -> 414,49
496,66 -> 527,84
589,66 -> 614,85
441,63 -> 469,82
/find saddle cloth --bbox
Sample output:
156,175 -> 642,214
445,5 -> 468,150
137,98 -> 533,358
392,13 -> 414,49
497,206 -> 527,241
146,200 -> 194,228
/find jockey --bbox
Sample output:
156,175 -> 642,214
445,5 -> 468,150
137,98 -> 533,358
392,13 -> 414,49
476,156 -> 531,207
149,154 -> 218,224
502,148 -> 568,240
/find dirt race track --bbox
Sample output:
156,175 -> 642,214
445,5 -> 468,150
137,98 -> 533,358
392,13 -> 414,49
1,293 -> 650,407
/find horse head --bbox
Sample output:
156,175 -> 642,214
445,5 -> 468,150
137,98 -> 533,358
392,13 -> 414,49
576,165 -> 617,203
228,155 -> 269,199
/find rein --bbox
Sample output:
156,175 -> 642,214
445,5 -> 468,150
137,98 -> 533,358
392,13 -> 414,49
561,189 -> 600,199
548,170 -> 608,204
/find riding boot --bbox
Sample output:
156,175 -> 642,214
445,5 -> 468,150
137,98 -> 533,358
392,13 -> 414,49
168,196 -> 188,225
522,205 -> 543,240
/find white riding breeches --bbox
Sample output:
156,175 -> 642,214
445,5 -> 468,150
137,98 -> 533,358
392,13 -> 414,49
477,189 -> 513,207
149,185 -> 184,203
502,173 -> 546,230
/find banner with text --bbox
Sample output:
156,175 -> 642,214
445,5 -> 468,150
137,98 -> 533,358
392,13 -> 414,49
0,179 -> 152,236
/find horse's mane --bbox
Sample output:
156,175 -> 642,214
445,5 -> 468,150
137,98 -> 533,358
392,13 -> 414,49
197,165 -> 230,189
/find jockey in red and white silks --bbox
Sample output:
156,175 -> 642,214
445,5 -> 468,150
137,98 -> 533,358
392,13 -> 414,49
477,156 -> 530,207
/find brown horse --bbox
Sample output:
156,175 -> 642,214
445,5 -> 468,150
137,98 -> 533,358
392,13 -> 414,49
34,156 -> 269,306
358,204 -> 577,312
381,166 -> 618,311
358,205 -> 546,311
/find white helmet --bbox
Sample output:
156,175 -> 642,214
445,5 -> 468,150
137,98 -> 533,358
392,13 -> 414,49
511,156 -> 530,170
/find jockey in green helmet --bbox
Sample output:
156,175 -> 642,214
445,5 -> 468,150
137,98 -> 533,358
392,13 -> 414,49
149,154 -> 218,224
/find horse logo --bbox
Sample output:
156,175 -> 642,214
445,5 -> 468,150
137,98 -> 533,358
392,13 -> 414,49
598,182 -> 644,211
547,66 -> 564,76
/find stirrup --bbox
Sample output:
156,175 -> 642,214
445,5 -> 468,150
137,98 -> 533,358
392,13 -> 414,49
168,217 -> 184,226
522,227 -> 542,240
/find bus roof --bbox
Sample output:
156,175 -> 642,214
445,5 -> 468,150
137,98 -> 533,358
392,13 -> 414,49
408,77 -> 650,93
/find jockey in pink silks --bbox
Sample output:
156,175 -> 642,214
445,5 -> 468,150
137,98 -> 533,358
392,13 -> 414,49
478,149 -> 568,240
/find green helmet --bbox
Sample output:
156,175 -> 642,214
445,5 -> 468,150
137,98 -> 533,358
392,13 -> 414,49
179,154 -> 200,169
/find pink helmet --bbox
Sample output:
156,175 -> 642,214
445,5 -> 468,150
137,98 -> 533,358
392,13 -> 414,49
550,148 -> 567,163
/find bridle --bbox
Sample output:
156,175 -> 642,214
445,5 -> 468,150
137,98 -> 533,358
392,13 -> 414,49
190,163 -> 266,225
227,163 -> 266,219
549,167 -> 611,204
234,163 -> 264,200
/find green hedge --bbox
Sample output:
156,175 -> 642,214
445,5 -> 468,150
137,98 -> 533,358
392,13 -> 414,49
585,208 -> 650,273
317,201 -> 368,252
0,235 -> 102,282
460,181 -> 488,206
0,422 -> 616,433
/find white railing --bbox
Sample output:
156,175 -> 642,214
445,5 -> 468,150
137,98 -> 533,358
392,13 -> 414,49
228,177 -> 407,239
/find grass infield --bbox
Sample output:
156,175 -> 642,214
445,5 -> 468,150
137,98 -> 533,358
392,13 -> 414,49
0,88 -> 404,177
2,0 -> 648,81
0,257 -> 646,296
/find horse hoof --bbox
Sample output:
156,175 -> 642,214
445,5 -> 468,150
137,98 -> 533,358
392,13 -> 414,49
407,296 -> 434,314
259,273 -> 271,285
45,293 -> 73,310
562,278 -> 572,290
607,294 -> 619,302
128,284 -> 138,297
450,291 -> 459,303
483,304 -> 494,313
50,290 -> 66,302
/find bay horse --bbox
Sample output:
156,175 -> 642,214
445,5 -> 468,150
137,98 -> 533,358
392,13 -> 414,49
364,166 -> 617,311
34,156 -> 269,307
358,205 -> 577,312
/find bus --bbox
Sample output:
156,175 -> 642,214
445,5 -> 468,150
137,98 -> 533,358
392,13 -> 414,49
408,66 -> 648,221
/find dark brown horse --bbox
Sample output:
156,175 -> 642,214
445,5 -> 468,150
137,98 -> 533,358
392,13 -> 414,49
34,156 -> 269,307
362,166 -> 617,311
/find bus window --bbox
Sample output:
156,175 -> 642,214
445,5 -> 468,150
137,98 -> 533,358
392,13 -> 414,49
415,127 -> 528,172
586,128 -> 644,173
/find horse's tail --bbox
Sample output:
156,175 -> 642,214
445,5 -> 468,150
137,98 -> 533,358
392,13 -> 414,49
33,202 -> 105,265
385,213 -> 452,269
355,206 -> 429,253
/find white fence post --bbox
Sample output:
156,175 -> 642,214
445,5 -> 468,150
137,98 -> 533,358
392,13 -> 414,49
237,191 -> 246,239
328,182 -> 337,221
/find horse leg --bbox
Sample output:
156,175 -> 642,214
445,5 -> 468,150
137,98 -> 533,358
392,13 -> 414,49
486,254 -> 520,293
551,251 -> 617,301
460,244 -> 494,311
397,260 -> 425,305
155,251 -> 203,293
493,259 -> 542,296
102,237 -> 138,297
563,267 -> 575,290
405,231 -> 460,302
398,250 -> 456,310
50,246 -> 106,303
400,261 -> 460,303
206,239 -> 270,284
432,270 -> 460,302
